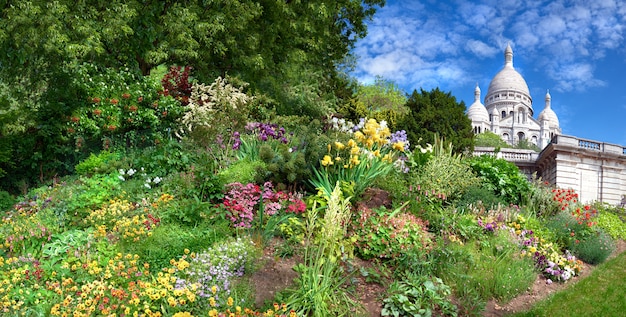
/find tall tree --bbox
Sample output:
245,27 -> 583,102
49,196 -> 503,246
399,88 -> 474,153
0,0 -> 385,191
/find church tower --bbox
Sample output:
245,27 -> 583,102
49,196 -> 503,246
467,43 -> 561,150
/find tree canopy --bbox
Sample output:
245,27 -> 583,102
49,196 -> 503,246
399,88 -> 474,153
0,0 -> 386,191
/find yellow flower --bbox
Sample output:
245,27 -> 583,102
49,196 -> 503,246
382,154 -> 392,163
350,155 -> 360,166
334,141 -> 345,150
321,155 -> 333,167
227,297 -> 234,306
350,146 -> 360,155
347,139 -> 357,148
392,141 -> 405,151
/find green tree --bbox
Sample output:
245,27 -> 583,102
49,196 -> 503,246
0,0 -> 385,191
399,88 -> 474,153
340,76 -> 408,128
475,131 -> 510,149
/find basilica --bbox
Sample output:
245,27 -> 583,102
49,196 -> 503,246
466,43 -> 561,150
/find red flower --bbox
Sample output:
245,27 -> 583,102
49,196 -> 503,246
110,98 -> 119,105
122,93 -> 131,99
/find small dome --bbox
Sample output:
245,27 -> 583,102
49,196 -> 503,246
467,85 -> 489,122
538,90 -> 559,127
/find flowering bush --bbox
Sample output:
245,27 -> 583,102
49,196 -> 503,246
222,182 -> 306,228
511,216 -> 584,283
312,117 -> 409,198
173,238 -> 257,308
84,198 -> 161,243
68,63 -> 185,152
178,76 -> 253,141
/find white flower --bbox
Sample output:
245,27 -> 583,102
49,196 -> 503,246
127,169 -> 136,176
153,177 -> 162,184
145,178 -> 151,184
119,169 -> 126,175
118,176 -> 125,181
144,183 -> 151,189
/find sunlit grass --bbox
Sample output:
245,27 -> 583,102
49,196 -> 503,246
510,250 -> 626,317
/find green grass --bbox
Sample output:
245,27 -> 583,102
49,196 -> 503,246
510,250 -> 626,317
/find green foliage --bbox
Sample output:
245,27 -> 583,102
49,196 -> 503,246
129,139 -> 192,177
286,185 -> 363,317
218,158 -> 266,185
474,131 -> 509,149
468,154 -> 531,205
124,221 -> 231,273
438,231 -> 536,302
411,136 -> 479,201
351,205 -> 431,261
456,185 -> 507,211
382,273 -> 457,317
158,197 -> 216,227
74,150 -> 125,176
0,190 -> 15,211
398,88 -> 474,154
595,211 -> 626,240
524,177 -> 562,218
570,230 -> 614,265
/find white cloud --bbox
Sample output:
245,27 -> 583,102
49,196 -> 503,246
352,0 -> 626,93
466,40 -> 497,58
549,63 -> 606,91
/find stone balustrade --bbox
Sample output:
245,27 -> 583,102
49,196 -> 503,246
472,147 -> 538,162
552,135 -> 626,156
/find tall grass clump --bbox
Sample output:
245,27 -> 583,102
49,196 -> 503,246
286,183 -> 362,316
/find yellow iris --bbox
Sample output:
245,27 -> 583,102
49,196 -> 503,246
321,155 -> 334,166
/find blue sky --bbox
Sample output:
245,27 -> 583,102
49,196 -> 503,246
350,0 -> 626,146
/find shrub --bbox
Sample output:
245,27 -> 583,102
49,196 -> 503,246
218,158 -> 266,185
468,154 -> 530,205
0,190 -> 15,211
570,230 -> 615,265
595,211 -> 626,240
74,150 -> 125,176
351,205 -> 431,260
456,185 -> 507,211
524,177 -> 562,218
412,137 -> 479,201
382,273 -> 457,317
179,76 -> 253,143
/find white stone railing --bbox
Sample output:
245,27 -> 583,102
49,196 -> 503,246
552,135 -> 626,156
473,147 -> 538,162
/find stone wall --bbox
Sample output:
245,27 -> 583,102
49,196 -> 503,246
474,135 -> 626,205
